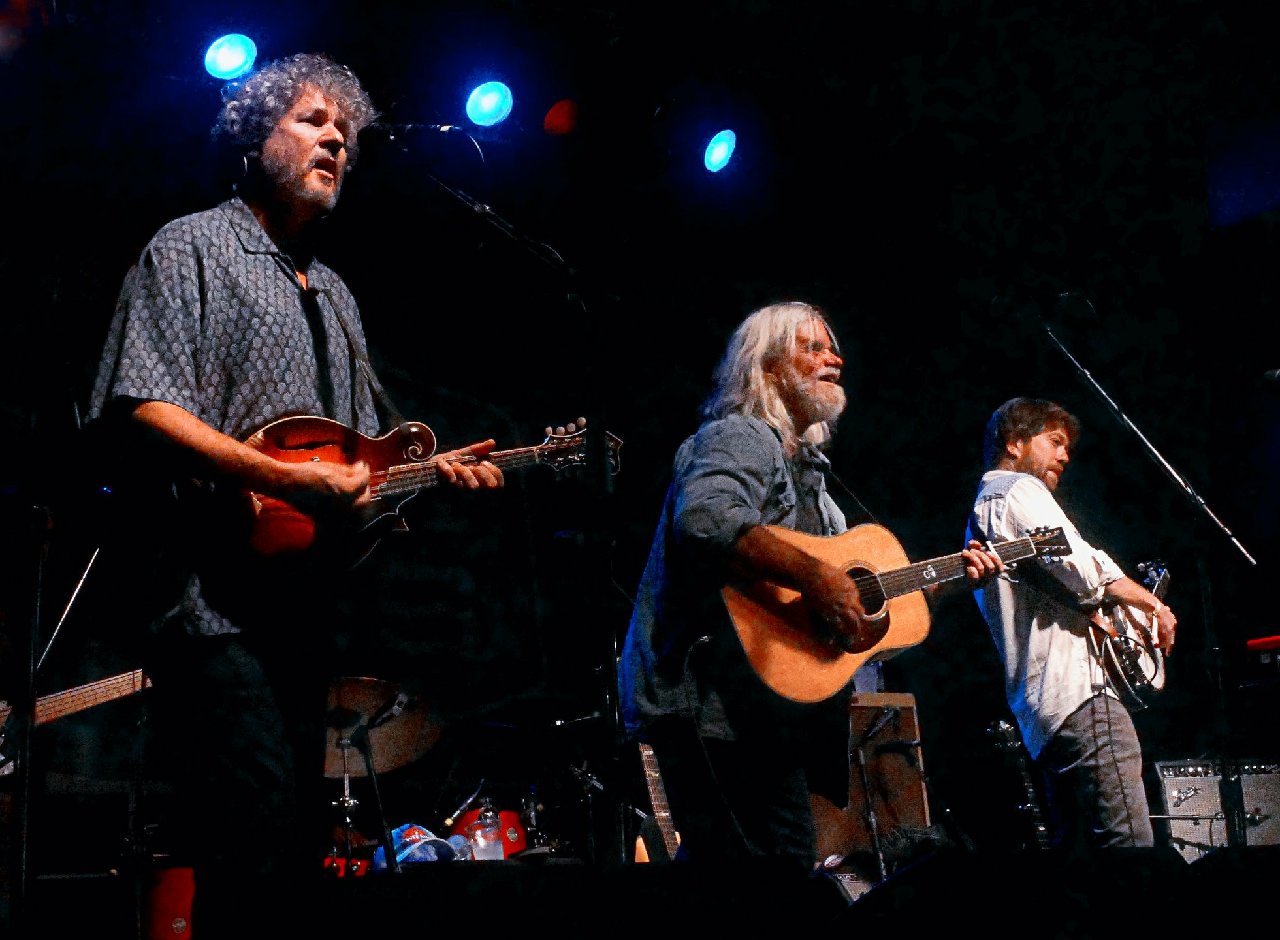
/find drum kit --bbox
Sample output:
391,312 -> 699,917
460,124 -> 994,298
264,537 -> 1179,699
321,676 -> 593,876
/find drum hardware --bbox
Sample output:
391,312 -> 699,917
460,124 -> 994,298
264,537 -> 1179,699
323,677 -> 441,779
328,742 -> 367,878
448,795 -> 529,859
324,677 -> 439,876
442,778 -> 485,829
522,785 -> 553,851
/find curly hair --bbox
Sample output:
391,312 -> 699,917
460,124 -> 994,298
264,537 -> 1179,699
213,52 -> 378,164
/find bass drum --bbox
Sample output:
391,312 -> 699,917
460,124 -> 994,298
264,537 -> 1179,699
449,808 -> 528,858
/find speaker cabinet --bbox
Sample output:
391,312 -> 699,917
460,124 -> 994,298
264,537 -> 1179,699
1155,759 -> 1280,863
811,692 -> 930,874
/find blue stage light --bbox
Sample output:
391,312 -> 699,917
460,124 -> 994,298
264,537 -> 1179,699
204,34 -> 257,81
704,129 -> 736,173
465,81 -> 514,128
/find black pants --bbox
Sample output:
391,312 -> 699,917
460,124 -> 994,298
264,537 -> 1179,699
144,631 -> 332,937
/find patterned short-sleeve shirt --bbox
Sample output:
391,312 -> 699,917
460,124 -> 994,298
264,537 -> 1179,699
89,196 -> 381,635
90,196 -> 378,439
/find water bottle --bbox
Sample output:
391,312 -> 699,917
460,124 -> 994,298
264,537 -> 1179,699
468,796 -> 504,860
446,833 -> 473,861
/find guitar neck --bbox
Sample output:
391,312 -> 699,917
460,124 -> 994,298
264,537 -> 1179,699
33,670 -> 151,727
639,744 -> 680,859
876,535 -> 1039,600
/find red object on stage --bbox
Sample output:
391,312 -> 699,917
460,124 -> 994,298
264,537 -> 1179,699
146,866 -> 194,940
1246,635 -> 1280,652
448,808 -> 528,858
323,855 -> 372,877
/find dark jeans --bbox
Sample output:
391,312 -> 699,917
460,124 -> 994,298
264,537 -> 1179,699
646,715 -> 821,870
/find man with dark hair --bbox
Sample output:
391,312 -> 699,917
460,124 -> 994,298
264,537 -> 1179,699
88,53 -> 503,935
965,397 -> 1177,850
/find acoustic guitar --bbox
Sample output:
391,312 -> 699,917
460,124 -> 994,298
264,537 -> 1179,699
722,524 -> 1070,702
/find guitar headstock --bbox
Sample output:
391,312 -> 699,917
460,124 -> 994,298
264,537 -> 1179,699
535,423 -> 623,476
985,718 -> 1021,750
1028,526 -> 1071,560
1137,559 -> 1170,597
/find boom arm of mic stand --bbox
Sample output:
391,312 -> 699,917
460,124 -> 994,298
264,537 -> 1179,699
1038,300 -> 1255,847
423,172 -> 576,280
1038,315 -> 1255,566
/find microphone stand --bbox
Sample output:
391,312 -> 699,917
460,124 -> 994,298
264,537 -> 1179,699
1037,293 -> 1258,848
346,722 -> 399,875
852,707 -> 898,882
410,146 -> 625,862
4,505 -> 52,935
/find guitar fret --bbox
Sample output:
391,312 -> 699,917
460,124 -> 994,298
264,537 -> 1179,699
866,537 -> 1038,600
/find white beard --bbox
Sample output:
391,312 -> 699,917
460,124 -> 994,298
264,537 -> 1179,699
782,372 -> 846,429
807,382 -> 846,425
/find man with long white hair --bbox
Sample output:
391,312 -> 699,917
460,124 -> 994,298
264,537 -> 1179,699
618,300 -> 1001,880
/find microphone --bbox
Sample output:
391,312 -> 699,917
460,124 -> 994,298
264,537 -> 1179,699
350,692 -> 410,747
367,691 -> 410,731
443,779 -> 485,828
857,706 -> 899,747
374,122 -> 468,138
1263,369 -> 1280,383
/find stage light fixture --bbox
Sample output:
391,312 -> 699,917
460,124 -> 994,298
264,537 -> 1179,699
543,98 -> 579,136
204,33 -> 256,81
466,81 -> 514,128
704,129 -> 737,173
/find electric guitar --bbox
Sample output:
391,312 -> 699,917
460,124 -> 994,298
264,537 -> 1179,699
1087,560 -> 1170,712
986,718 -> 1051,850
240,415 -> 622,567
0,669 -> 152,773
722,524 -> 1071,702
634,743 -> 681,863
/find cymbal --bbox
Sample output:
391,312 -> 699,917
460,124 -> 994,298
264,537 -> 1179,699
324,676 -> 442,779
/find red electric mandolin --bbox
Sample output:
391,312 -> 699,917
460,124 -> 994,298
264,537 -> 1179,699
240,415 -> 622,567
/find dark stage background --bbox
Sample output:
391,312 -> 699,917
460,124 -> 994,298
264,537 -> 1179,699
3,0 -> 1280,895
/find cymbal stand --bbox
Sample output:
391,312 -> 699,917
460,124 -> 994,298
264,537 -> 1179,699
346,723 -> 399,875
330,744 -> 362,875
568,763 -> 602,864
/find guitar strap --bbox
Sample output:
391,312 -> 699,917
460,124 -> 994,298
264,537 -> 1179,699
314,287 -> 406,430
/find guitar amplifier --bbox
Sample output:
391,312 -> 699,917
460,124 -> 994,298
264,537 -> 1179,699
811,692 -> 930,873
1155,759 -> 1280,863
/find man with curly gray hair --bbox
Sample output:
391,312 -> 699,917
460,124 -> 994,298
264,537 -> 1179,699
214,52 -> 379,214
88,52 -> 503,936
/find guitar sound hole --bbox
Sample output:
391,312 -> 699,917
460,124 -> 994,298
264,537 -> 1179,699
848,566 -> 887,618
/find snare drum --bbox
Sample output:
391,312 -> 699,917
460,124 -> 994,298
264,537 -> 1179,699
449,807 -> 528,858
